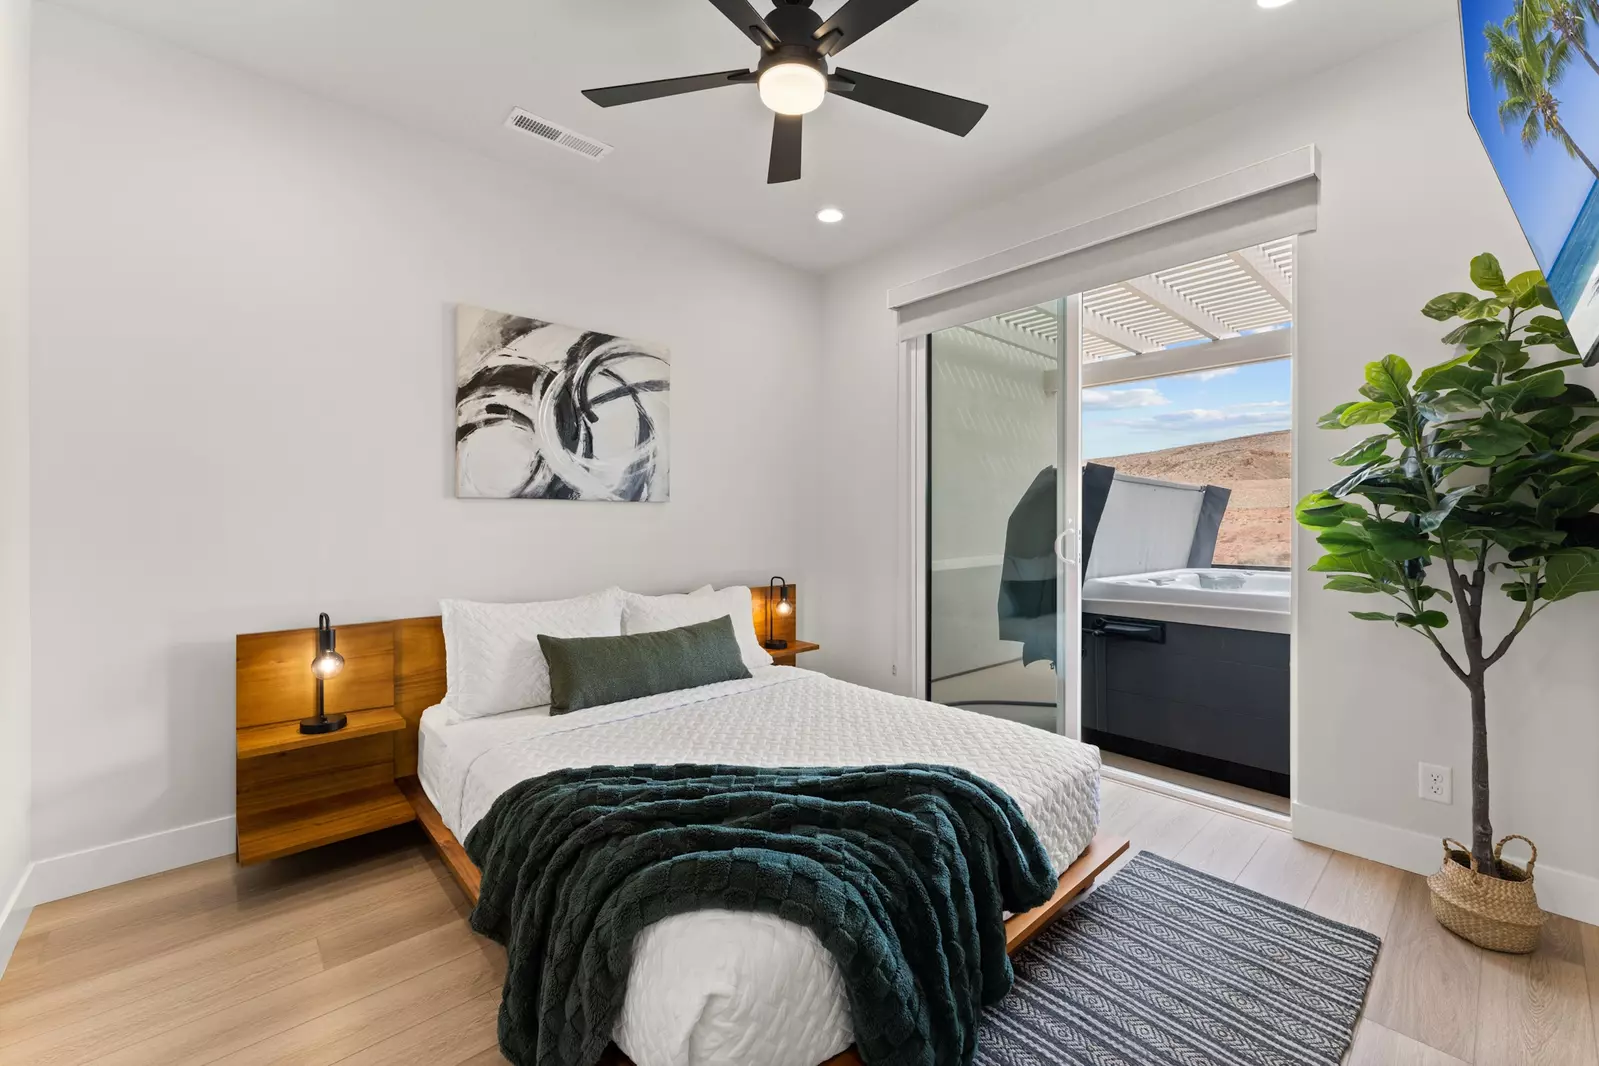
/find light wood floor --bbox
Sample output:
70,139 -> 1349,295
2,780 -> 1595,1065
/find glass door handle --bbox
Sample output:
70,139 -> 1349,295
1054,521 -> 1080,565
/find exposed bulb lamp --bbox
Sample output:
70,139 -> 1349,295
301,612 -> 348,735
764,577 -> 791,650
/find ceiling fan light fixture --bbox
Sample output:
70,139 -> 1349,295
759,62 -> 827,116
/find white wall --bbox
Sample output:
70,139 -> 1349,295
26,6 -> 820,885
816,19 -> 1599,920
0,0 -> 32,965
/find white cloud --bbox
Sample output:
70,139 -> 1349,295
1106,402 -> 1291,434
1082,387 -> 1169,409
1191,366 -> 1240,382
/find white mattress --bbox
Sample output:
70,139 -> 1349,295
419,667 -> 1100,1066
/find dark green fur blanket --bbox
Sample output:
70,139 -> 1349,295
463,762 -> 1057,1066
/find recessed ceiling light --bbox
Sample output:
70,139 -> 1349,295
816,207 -> 845,224
1257,0 -> 1296,7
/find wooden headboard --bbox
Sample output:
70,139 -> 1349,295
236,586 -> 798,776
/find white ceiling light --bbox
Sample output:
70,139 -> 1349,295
816,207 -> 845,224
1257,0 -> 1297,7
759,63 -> 827,116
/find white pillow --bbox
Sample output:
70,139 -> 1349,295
623,585 -> 772,674
441,588 -> 624,718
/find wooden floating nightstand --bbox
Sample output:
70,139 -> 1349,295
750,581 -> 818,667
235,622 -> 418,864
767,640 -> 820,667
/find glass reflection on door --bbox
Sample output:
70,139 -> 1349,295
926,304 -> 1068,731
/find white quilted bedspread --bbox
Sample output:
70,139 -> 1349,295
420,668 -> 1101,1066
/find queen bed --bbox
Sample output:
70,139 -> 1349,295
236,587 -> 1121,1066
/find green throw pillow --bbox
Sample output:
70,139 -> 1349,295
539,615 -> 752,713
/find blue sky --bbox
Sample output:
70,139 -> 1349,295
1462,0 -> 1599,266
1082,358 -> 1291,459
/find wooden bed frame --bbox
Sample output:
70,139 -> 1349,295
237,596 -> 1129,1066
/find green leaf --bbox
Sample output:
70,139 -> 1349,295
1395,610 -> 1450,629
1470,252 -> 1508,295
1416,585 -> 1454,603
1538,479 -> 1599,521
1422,292 -> 1478,321
1308,550 -> 1391,576
1414,352 -> 1476,390
1461,418 -> 1533,456
1338,401 -> 1399,427
1328,460 -> 1387,498
1507,269 -> 1543,302
1540,547 -> 1599,600
1329,433 -> 1393,467
1322,575 -> 1388,594
1317,402 -> 1356,430
1422,364 -> 1494,396
1483,526 -> 1566,551
1472,338 -> 1527,369
1350,611 -> 1397,622
1419,486 -> 1474,533
1528,315 -> 1570,336
1363,355 -> 1412,403
1295,492 -> 1368,528
1443,320 -> 1507,347
1486,369 -> 1567,408
1510,358 -> 1582,379
1316,525 -> 1370,556
1363,519 -> 1432,560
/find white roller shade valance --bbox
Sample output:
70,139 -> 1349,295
889,147 -> 1320,340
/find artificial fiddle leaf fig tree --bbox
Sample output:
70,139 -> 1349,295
1297,253 -> 1599,875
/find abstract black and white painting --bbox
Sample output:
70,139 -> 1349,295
454,305 -> 670,501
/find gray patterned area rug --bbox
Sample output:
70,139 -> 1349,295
976,851 -> 1381,1066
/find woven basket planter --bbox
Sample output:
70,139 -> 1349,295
1426,835 -> 1547,954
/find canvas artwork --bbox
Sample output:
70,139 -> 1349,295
455,305 -> 670,500
1462,0 -> 1599,362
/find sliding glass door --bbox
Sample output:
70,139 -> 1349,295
926,298 -> 1081,736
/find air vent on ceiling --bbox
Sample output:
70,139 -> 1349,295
504,108 -> 613,161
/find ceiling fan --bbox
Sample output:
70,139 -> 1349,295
581,0 -> 988,184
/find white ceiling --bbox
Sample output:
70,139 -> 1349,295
51,0 -> 1451,272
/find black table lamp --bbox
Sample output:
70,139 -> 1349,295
301,612 -> 348,735
763,577 -> 791,650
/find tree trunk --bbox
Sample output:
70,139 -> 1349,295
1551,112 -> 1599,181
1469,672 -> 1495,873
1579,41 -> 1599,79
1554,14 -> 1599,78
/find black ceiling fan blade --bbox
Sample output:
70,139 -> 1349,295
706,0 -> 778,49
814,0 -> 923,55
829,69 -> 988,136
583,69 -> 753,107
768,114 -> 803,184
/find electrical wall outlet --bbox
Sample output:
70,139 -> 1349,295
1419,762 -> 1452,804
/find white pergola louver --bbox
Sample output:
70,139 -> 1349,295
985,237 -> 1295,373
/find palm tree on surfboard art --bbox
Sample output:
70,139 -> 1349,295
1466,0 -> 1599,362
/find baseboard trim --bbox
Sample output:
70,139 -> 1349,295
19,815 -> 236,909
0,864 -> 34,978
1292,802 -> 1599,926
1104,765 -> 1292,831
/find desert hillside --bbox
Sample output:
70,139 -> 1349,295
1094,430 -> 1291,567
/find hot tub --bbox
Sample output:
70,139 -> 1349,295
1082,567 -> 1290,634
1081,567 -> 1291,796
